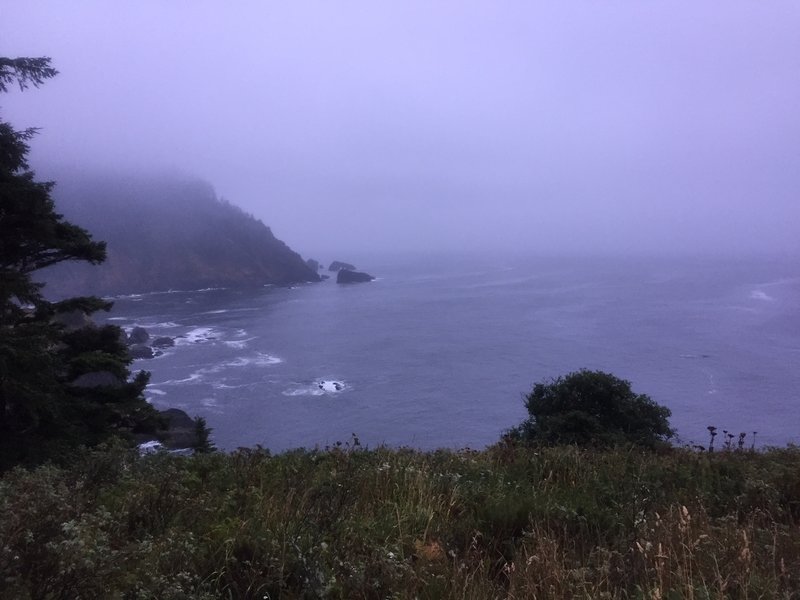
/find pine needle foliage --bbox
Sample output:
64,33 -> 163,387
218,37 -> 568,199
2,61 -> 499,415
0,57 -> 159,470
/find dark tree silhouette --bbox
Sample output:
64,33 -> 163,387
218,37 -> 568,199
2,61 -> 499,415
0,57 -> 159,469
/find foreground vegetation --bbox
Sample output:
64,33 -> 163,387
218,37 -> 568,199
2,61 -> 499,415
2,442 -> 799,599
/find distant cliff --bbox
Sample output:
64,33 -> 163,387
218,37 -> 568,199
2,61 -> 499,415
40,172 -> 319,297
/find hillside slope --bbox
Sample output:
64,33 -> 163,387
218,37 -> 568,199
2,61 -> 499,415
40,172 -> 319,297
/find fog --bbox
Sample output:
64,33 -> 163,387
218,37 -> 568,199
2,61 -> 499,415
2,2 -> 799,259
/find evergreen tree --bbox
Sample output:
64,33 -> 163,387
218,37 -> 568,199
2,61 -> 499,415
0,57 -> 160,469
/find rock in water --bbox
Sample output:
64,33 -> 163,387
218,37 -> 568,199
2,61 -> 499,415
128,326 -> 149,345
329,260 -> 356,272
129,344 -> 155,359
151,336 -> 175,348
158,408 -> 198,449
337,269 -> 375,284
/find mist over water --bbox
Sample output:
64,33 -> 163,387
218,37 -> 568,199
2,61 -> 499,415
3,2 -> 800,259
105,256 -> 800,451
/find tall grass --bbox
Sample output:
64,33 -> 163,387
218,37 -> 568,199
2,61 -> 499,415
1,442 -> 799,598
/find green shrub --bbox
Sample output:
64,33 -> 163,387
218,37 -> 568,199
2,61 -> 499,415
509,369 -> 674,448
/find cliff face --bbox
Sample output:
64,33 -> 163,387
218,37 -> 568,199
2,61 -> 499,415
41,172 -> 319,297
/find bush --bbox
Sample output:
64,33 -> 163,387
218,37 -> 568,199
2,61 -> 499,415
509,369 -> 674,448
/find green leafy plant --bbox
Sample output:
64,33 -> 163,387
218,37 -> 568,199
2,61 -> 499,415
508,369 -> 674,448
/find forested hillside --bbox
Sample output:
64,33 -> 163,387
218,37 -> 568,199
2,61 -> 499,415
41,172 -> 319,297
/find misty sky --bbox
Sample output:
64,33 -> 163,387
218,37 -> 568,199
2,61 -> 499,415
2,2 -> 799,259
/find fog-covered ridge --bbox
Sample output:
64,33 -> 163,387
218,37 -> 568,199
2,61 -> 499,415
41,171 -> 319,298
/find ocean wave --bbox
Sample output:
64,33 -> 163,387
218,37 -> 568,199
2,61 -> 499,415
122,321 -> 182,331
283,379 -> 347,397
223,353 -> 282,367
749,289 -> 774,301
212,382 -> 254,390
159,371 -> 206,385
283,387 -> 325,397
174,327 -> 219,345
224,337 -> 255,349
155,352 -> 282,387
110,286 -> 228,301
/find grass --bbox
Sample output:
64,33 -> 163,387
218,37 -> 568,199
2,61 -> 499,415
2,441 -> 799,599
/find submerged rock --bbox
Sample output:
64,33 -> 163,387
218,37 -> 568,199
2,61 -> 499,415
337,269 -> 375,284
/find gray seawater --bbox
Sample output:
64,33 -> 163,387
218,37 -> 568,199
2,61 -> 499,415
104,256 -> 800,451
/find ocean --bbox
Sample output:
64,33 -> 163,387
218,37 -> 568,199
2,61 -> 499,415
103,255 -> 800,451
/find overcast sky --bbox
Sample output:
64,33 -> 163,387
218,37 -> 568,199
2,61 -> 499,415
2,1 -> 799,259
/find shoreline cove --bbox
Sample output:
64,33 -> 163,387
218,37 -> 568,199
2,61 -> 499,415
107,256 -> 800,452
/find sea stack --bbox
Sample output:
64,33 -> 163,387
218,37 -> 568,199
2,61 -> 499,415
329,260 -> 356,272
337,269 -> 375,284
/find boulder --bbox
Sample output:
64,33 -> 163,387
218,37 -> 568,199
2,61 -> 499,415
158,408 -> 200,449
129,344 -> 155,359
329,260 -> 356,272
306,258 -> 320,271
151,336 -> 175,348
337,269 -> 375,284
70,371 -> 123,388
128,326 -> 149,345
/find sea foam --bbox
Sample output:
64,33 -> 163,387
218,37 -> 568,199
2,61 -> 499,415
174,327 -> 219,345
283,380 -> 347,397
750,290 -> 774,301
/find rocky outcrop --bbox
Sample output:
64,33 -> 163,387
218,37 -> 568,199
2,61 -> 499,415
129,344 -> 156,359
329,261 -> 356,272
157,408 -> 199,449
128,326 -> 149,345
306,258 -> 321,271
136,408 -> 206,452
151,336 -> 175,348
150,336 -> 175,348
337,269 -> 375,284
